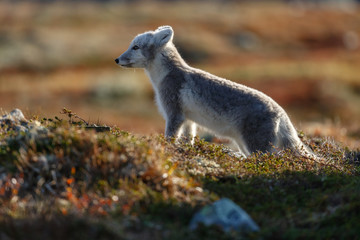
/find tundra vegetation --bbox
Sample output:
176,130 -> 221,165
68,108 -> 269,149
0,109 -> 359,239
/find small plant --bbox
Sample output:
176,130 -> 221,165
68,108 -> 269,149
61,107 -> 89,126
60,107 -> 110,132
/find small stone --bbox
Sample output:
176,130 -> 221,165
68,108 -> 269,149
189,198 -> 259,233
9,108 -> 27,122
1,109 -> 48,136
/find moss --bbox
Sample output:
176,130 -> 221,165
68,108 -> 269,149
0,113 -> 359,239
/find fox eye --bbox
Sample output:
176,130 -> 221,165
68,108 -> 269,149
132,45 -> 139,50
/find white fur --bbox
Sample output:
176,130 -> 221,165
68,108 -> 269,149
145,57 -> 170,119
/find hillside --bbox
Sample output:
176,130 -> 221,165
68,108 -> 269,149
0,109 -> 359,239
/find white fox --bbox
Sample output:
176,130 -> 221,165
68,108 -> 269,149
115,26 -> 315,158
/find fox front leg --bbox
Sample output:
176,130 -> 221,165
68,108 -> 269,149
165,115 -> 185,140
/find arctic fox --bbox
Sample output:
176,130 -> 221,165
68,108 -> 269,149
115,26 -> 313,157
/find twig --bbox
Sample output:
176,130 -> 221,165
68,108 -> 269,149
60,107 -> 89,125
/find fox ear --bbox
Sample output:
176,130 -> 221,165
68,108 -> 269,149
154,26 -> 173,47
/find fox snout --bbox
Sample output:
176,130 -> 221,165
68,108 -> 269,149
115,55 -> 132,67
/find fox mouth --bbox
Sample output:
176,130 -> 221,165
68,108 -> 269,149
120,63 -> 133,67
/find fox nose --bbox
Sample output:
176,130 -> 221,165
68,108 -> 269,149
115,58 -> 119,64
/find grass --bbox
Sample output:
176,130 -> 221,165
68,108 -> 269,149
0,111 -> 359,239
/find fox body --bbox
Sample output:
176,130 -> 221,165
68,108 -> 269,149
115,26 -> 310,157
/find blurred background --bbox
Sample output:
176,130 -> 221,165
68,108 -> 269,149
0,0 -> 359,148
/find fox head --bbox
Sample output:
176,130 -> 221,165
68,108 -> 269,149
115,26 -> 174,68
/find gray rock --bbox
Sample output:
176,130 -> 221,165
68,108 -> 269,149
189,198 -> 259,233
0,108 -> 47,135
